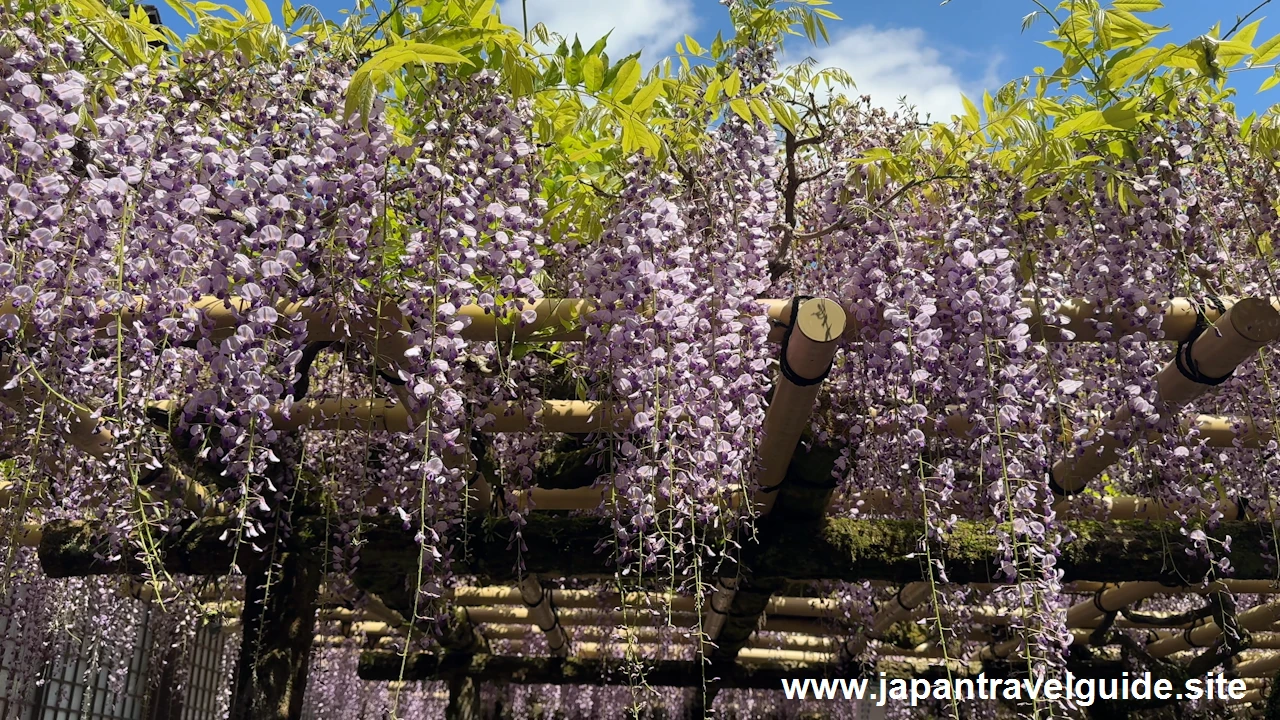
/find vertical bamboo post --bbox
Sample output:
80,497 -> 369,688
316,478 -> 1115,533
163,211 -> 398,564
753,297 -> 846,515
700,576 -> 737,655
1051,298 -> 1280,496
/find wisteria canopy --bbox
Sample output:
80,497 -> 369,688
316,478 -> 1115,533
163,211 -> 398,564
6,0 -> 1280,718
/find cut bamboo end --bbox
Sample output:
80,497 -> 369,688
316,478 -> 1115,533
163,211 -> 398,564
1231,651 -> 1280,679
12,523 -> 41,547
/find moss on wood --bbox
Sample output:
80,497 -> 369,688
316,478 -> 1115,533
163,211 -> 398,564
40,514 -> 1261,587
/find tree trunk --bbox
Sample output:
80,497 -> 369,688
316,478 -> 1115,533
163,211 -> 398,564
446,673 -> 481,720
227,549 -> 322,720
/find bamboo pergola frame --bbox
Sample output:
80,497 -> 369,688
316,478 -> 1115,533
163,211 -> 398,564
6,294 -> 1280,718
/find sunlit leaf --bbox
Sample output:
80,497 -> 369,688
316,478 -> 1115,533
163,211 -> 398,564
583,55 -> 604,92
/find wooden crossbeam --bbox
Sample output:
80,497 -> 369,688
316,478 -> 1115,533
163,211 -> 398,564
35,514 -> 1280,585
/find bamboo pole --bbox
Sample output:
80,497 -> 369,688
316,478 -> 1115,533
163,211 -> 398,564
1230,652 -> 1280,679
701,577 -> 737,653
1146,601 -> 1280,658
0,364 -> 114,457
842,582 -> 934,659
849,488 -> 1256,521
478,622 -> 840,652
870,411 -> 1272,450
1051,297 -> 1280,496
460,606 -> 699,628
974,582 -> 1169,661
519,575 -> 569,656
10,296 -> 1280,348
753,297 -> 846,514
703,298 -> 845,662
148,398 -> 632,435
144,399 -> 1272,447
1056,494 -> 1250,521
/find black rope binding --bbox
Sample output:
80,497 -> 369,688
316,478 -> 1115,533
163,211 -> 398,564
1047,471 -> 1082,498
778,295 -> 835,388
1182,623 -> 1205,648
1175,296 -> 1234,386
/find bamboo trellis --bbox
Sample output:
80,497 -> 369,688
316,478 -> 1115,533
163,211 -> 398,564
5,294 -> 1280,718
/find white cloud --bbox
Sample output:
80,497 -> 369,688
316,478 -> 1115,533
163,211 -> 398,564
791,25 -> 1001,123
499,0 -> 696,60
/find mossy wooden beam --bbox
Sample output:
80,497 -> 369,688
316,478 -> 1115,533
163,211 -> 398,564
39,514 -> 1256,585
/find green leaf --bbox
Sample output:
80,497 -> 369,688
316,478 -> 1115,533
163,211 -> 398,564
1242,111 -> 1258,136
729,98 -> 752,123
1100,98 -> 1147,129
583,55 -> 604,92
345,43 -> 473,123
723,70 -> 742,97
1260,72 -> 1280,93
1052,110 -> 1110,138
768,98 -> 798,134
960,93 -> 980,132
612,59 -> 641,98
1255,33 -> 1280,65
703,77 -> 723,103
281,0 -> 295,26
684,34 -> 703,55
245,0 -> 271,24
1107,46 -> 1159,85
1234,18 -> 1263,47
1111,0 -> 1161,11
344,70 -> 375,123
631,80 -> 663,112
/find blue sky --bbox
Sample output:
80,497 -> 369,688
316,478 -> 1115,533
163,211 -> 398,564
152,0 -> 1280,119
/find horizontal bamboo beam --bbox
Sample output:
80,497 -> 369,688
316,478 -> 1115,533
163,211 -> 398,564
1147,602 -> 1280,658
147,399 -> 633,435
9,296 -> 1275,348
139,397 -> 1276,452
460,605 -> 698,629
